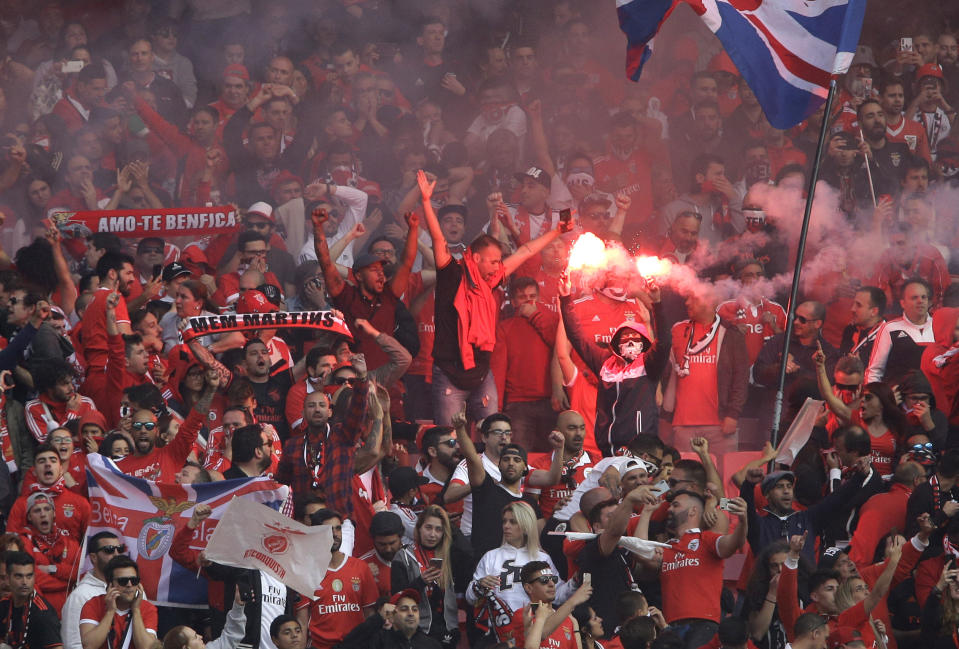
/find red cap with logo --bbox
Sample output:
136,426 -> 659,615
236,290 -> 278,314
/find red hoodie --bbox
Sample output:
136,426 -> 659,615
921,307 -> 959,426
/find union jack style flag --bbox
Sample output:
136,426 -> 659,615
84,454 -> 290,607
617,0 -> 867,128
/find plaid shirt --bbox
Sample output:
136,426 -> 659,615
276,379 -> 369,514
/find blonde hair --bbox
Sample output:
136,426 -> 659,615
834,577 -> 864,612
415,505 -> 453,589
504,501 -> 540,555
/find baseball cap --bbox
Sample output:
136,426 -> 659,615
819,546 -> 846,570
162,261 -> 191,282
761,470 -> 795,494
26,492 -> 54,514
388,466 -> 428,497
352,252 -> 386,272
236,290 -> 278,314
500,444 -> 528,464
245,201 -> 275,224
515,166 -> 551,190
223,63 -> 250,81
256,283 -> 282,307
619,458 -> 654,478
917,63 -> 945,82
390,588 -> 421,605
369,511 -> 405,538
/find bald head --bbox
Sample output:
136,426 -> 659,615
580,487 -> 613,517
556,410 -> 586,455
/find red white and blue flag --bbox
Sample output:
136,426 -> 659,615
84,454 -> 290,607
617,0 -> 867,128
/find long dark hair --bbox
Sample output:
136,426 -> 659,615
863,382 -> 910,443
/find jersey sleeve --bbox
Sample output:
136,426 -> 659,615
79,597 -> 103,626
360,563 -> 379,608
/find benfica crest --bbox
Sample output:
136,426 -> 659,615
261,521 -> 306,556
137,496 -> 194,560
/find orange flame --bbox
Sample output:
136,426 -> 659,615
567,233 -> 607,272
635,255 -> 672,278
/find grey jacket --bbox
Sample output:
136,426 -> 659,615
391,546 -> 457,636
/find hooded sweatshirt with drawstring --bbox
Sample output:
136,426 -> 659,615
560,295 -> 669,456
921,307 -> 959,429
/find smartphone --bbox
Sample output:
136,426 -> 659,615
152,264 -> 163,280
719,497 -> 732,511
559,208 -> 572,229
649,481 -> 669,497
530,603 -> 540,613
900,37 -> 913,52
583,573 -> 591,586
62,60 -> 85,73
862,77 -> 872,95
429,558 -> 443,569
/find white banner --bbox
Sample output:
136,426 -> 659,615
775,398 -> 825,466
204,498 -> 333,600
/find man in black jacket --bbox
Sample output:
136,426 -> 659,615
559,277 -> 669,457
339,590 -> 441,649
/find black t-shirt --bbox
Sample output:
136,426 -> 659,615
0,595 -> 62,649
250,374 -> 293,441
470,474 -> 540,562
433,260 -> 492,390
577,538 -> 636,629
871,141 -> 912,190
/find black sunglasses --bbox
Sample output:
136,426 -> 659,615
911,442 -> 934,452
98,544 -> 127,555
835,383 -> 860,391
114,576 -> 140,586
794,314 -> 810,324
332,376 -> 357,386
437,439 -> 458,448
132,421 -> 157,431
526,575 -> 559,585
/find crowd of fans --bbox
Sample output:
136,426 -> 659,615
0,2 -> 958,649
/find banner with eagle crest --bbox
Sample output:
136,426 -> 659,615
84,454 -> 290,607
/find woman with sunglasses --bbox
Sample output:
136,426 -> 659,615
80,556 -> 158,649
467,502 -> 575,645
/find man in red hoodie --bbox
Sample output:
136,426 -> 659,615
17,492 -> 81,612
116,367 -> 220,481
101,290 -> 160,428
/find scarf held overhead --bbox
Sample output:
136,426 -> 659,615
51,206 -> 239,239
180,310 -> 354,343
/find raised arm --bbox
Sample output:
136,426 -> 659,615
603,486 -> 659,556
526,431 -> 567,487
716,497 -> 748,558
390,212 -> 420,298
814,341 -> 852,421
452,410 -> 486,487
502,225 -> 567,278
310,207 -> 347,297
417,170 -> 451,269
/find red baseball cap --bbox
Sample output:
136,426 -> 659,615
917,63 -> 945,82
223,63 -> 250,81
236,290 -> 278,314
828,627 -> 864,649
389,588 -> 421,605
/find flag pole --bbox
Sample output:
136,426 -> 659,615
769,79 -> 839,450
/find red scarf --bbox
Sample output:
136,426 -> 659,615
453,255 -> 502,370
28,478 -> 64,497
0,392 -> 14,472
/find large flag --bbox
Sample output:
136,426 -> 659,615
204,498 -> 333,600
85,454 -> 290,607
616,0 -> 867,128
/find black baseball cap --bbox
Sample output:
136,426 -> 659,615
515,166 -> 551,190
162,261 -> 191,282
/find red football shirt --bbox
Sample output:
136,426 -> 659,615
358,550 -> 392,598
502,606 -> 578,649
716,299 -> 786,364
80,287 -> 130,370
80,595 -> 158,649
670,321 -> 721,427
116,409 -> 202,481
660,529 -> 725,623
296,555 -> 378,649
868,429 -> 897,478
525,451 -> 593,519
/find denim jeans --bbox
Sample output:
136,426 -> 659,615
431,364 -> 498,427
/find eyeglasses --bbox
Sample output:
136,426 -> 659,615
131,421 -> 157,431
98,544 -> 127,555
794,315 -> 810,324
487,429 -> 512,437
667,477 -> 693,488
332,376 -> 357,386
140,247 -> 164,255
114,576 -> 140,586
50,436 -> 73,444
526,575 -> 559,585
834,383 -> 860,392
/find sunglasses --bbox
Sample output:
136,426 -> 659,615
667,477 -> 693,488
437,439 -> 458,448
114,576 -> 140,586
911,442 -> 934,452
526,575 -> 559,585
332,376 -> 357,386
131,421 -> 157,431
835,383 -> 860,392
98,544 -> 127,555
793,315 -> 810,324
